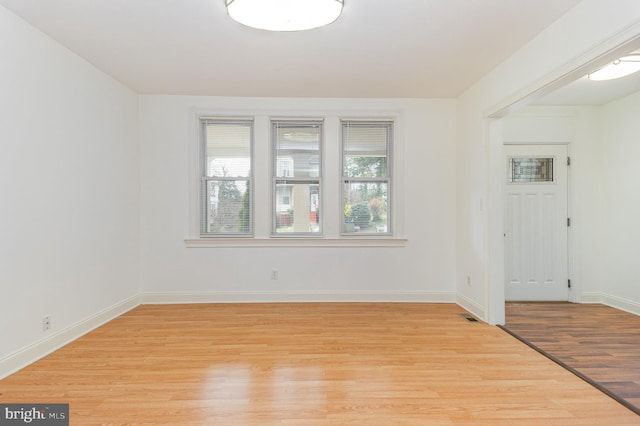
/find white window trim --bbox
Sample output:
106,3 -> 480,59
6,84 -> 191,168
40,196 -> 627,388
185,237 -> 407,248
186,108 -> 406,248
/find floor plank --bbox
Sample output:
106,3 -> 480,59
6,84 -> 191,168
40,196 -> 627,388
504,302 -> 640,417
1,303 -> 638,425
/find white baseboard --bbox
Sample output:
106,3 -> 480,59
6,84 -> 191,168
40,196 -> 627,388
581,292 -> 640,316
141,291 -> 457,304
455,294 -> 485,322
580,291 -> 603,303
0,295 -> 140,380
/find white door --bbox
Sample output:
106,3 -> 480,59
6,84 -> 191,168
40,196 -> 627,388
505,144 -> 568,301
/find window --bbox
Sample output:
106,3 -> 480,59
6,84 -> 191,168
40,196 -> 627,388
189,111 -> 402,246
201,118 -> 253,236
272,120 -> 322,235
342,120 -> 392,234
509,157 -> 554,183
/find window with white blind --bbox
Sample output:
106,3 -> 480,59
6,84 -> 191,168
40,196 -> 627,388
272,120 -> 322,235
201,118 -> 253,236
342,120 -> 392,234
188,112 -> 403,246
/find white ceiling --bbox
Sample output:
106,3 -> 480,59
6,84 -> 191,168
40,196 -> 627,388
0,0 -> 583,98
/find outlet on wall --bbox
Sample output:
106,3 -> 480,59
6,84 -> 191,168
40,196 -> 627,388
271,269 -> 278,280
42,315 -> 51,331
466,275 -> 471,286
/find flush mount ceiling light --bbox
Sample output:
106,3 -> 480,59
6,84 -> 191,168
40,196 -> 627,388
588,54 -> 640,81
225,0 -> 343,31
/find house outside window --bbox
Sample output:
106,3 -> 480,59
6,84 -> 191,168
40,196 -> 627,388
342,120 -> 392,234
272,120 -> 322,235
200,118 -> 253,236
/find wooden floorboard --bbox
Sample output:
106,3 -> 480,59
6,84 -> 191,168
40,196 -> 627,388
1,303 -> 639,425
503,302 -> 640,416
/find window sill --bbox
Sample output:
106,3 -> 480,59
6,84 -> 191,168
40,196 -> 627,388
184,237 -> 407,248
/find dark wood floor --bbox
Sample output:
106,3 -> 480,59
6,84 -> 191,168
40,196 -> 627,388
503,302 -> 640,414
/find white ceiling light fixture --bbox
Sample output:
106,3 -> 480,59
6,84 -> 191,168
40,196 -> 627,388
588,54 -> 640,81
225,0 -> 344,32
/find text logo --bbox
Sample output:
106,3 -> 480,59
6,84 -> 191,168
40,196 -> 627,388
0,404 -> 68,425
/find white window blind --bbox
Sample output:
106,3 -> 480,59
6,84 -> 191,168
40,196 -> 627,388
342,120 -> 392,234
272,120 -> 322,235
201,119 -> 253,235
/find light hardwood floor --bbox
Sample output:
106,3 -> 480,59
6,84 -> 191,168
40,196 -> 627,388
1,303 -> 638,425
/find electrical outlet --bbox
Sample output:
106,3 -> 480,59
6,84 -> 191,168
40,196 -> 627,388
467,275 -> 471,286
42,316 -> 51,331
271,269 -> 278,280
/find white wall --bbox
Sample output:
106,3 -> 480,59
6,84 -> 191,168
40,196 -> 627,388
0,6 -> 140,376
566,108 -> 604,299
138,96 -> 457,301
457,0 -> 640,323
598,90 -> 640,311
